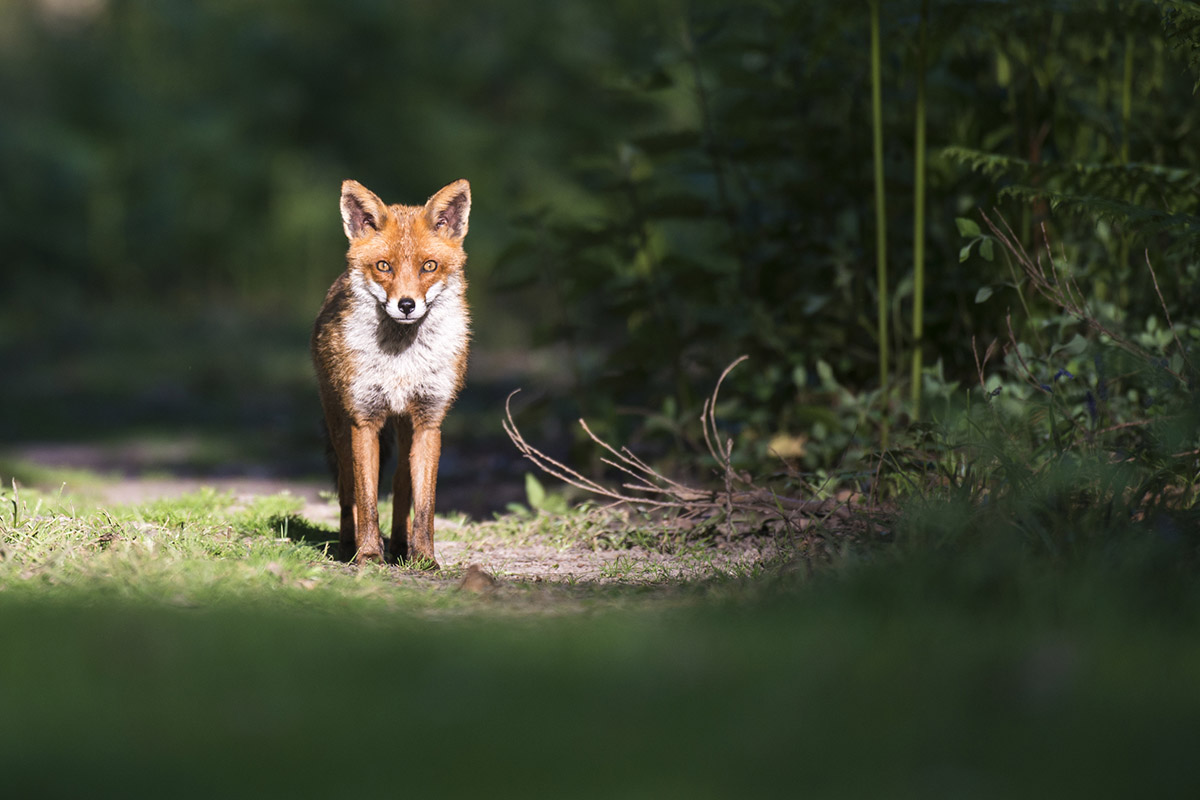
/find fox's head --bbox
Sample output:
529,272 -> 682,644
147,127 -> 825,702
340,179 -> 470,325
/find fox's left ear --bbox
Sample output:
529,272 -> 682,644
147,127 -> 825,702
341,180 -> 389,241
424,179 -> 471,242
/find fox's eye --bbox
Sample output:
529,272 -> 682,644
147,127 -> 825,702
375,260 -> 391,273
421,260 -> 438,273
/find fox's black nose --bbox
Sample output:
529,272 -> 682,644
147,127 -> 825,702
398,298 -> 416,315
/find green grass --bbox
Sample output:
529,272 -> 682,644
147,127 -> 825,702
2,482 -> 1200,797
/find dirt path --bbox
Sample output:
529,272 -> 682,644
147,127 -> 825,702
5,444 -> 777,585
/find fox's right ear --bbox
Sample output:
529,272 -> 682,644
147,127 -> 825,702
340,180 -> 388,241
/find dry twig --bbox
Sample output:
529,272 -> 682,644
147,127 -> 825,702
501,357 -> 861,536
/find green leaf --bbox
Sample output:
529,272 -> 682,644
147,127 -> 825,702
979,238 -> 995,261
1049,333 -> 1087,357
803,294 -> 829,314
975,286 -> 994,304
524,472 -> 546,511
955,217 -> 982,238
996,52 -> 1012,87
816,359 -> 836,388
959,243 -> 974,263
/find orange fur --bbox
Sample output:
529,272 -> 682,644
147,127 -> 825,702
311,179 -> 471,567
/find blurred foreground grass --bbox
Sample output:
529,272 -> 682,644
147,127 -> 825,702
1,483 -> 1199,797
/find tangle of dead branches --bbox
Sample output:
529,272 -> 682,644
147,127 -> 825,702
973,210 -> 1199,459
980,209 -> 1193,383
502,356 -> 866,538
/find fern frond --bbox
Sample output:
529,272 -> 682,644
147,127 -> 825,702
996,185 -> 1200,247
942,147 -> 1033,181
944,147 -> 1200,209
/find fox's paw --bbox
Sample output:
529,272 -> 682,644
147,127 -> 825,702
352,546 -> 386,566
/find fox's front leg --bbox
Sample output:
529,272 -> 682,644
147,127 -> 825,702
350,422 -> 385,563
323,413 -> 358,562
388,419 -> 414,563
407,423 -> 442,569
335,448 -> 356,561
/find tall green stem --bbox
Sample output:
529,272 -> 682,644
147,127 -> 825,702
910,0 -> 928,415
870,0 -> 889,446
1119,32 -> 1133,271
1121,31 -> 1133,165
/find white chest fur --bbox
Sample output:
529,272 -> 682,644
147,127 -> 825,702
341,272 -> 468,419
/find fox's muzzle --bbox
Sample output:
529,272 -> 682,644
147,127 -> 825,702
385,294 -> 427,323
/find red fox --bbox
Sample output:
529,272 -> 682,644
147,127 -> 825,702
311,179 -> 471,567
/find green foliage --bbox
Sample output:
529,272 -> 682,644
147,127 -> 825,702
886,275 -> 1200,575
1162,0 -> 1200,93
499,1 -> 899,461
7,0 -> 1200,489
955,216 -> 995,264
7,0 -> 1200,543
506,471 -> 571,517
0,0 -> 655,309
493,0 -> 1200,483
944,148 -> 1200,252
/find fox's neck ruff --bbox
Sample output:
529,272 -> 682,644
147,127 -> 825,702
341,270 -> 469,420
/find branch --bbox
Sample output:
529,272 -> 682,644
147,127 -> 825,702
502,358 -> 862,534
979,209 -> 1188,384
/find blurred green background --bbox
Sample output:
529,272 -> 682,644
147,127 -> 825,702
2,0 -> 1198,512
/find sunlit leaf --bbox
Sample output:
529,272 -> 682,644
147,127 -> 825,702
956,217 -> 982,238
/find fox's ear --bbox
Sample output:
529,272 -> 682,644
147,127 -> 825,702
340,180 -> 388,241
424,179 -> 471,242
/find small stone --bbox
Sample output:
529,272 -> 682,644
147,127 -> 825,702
458,563 -> 497,593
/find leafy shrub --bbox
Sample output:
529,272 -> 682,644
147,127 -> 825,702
497,0 -> 1200,485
